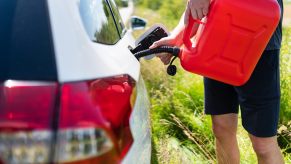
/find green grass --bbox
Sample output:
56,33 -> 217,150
133,3 -> 291,163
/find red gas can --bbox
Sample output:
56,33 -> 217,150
179,0 -> 281,86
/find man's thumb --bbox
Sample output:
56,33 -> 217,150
150,39 -> 165,49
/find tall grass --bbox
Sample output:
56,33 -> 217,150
141,55 -> 216,163
133,1 -> 291,163
280,27 -> 291,123
277,27 -> 291,157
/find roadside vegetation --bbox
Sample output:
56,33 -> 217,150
132,0 -> 291,163
115,0 -> 122,6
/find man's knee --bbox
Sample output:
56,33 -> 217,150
249,134 -> 278,156
211,114 -> 238,140
212,121 -> 236,140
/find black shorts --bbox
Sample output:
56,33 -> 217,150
204,50 -> 280,137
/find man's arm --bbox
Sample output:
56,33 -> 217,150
152,0 -> 210,48
150,0 -> 210,65
170,12 -> 187,46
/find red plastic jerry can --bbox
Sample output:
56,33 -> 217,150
179,0 -> 281,86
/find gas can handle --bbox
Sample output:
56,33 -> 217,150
183,15 -> 205,50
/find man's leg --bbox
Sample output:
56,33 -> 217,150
249,134 -> 284,164
211,114 -> 240,164
235,50 -> 283,163
204,77 -> 240,163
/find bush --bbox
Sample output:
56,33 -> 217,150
277,27 -> 291,155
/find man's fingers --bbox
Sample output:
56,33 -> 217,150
157,53 -> 172,59
202,7 -> 208,16
196,8 -> 204,19
156,53 -> 173,65
163,60 -> 171,65
156,53 -> 168,58
188,0 -> 198,20
150,41 -> 159,49
150,38 -> 169,49
163,55 -> 172,65
190,8 -> 198,20
184,4 -> 190,25
186,0 -> 210,22
163,55 -> 173,65
149,42 -> 158,49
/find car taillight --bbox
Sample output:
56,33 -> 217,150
0,80 -> 57,163
55,74 -> 136,163
54,127 -> 115,163
0,75 -> 136,164
0,130 -> 52,163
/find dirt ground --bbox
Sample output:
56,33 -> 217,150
283,4 -> 291,26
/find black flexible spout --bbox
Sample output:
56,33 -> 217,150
133,46 -> 180,76
134,46 -> 180,60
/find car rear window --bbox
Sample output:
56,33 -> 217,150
79,0 -> 120,45
0,0 -> 57,81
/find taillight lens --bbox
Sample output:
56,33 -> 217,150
0,130 -> 52,163
0,80 -> 57,163
54,128 -> 114,163
55,75 -> 136,163
0,75 -> 136,164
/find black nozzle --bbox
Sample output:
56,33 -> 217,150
166,56 -> 178,76
133,46 -> 180,76
167,65 -> 177,76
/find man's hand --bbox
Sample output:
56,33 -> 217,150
150,36 -> 178,65
185,0 -> 210,24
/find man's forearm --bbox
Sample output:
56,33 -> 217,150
172,12 -> 186,35
170,12 -> 187,46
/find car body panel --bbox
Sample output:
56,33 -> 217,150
122,76 -> 151,164
0,0 -> 151,163
47,0 -> 140,83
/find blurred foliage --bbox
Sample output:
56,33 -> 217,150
280,27 -> 291,124
135,0 -> 162,10
277,27 -> 291,157
159,0 -> 187,28
135,0 -> 186,28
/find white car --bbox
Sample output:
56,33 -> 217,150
0,0 -> 151,163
